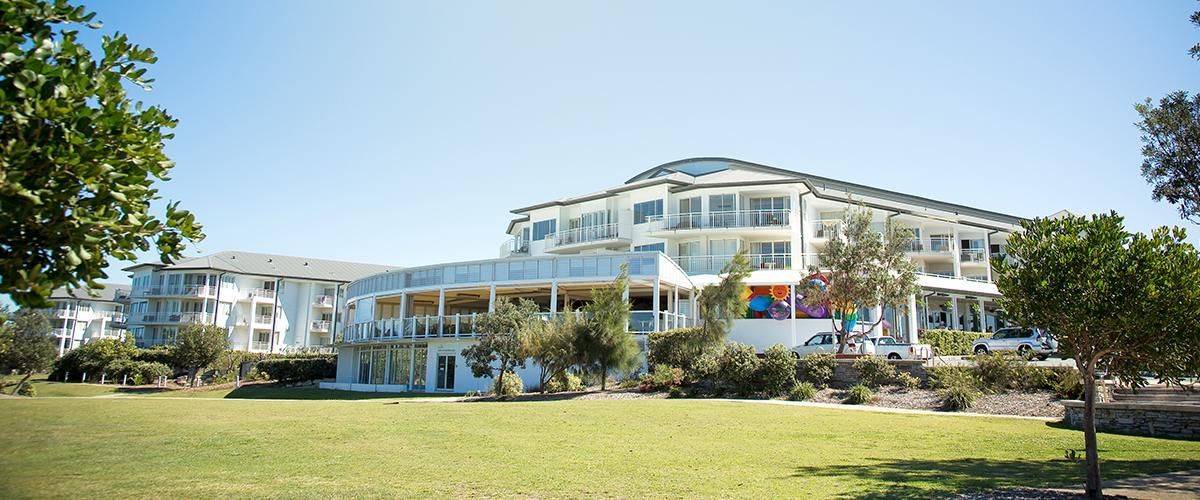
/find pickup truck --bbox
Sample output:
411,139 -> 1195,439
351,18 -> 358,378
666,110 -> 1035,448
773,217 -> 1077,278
971,327 -> 1058,360
872,336 -> 933,360
791,332 -> 876,357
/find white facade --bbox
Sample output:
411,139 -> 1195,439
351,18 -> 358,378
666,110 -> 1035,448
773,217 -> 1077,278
42,285 -> 132,355
333,158 -> 1027,394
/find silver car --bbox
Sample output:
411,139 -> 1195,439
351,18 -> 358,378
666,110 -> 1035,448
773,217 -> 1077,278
971,327 -> 1058,359
792,332 -> 876,357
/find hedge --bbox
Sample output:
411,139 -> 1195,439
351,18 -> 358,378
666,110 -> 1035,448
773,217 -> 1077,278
647,327 -> 720,380
254,355 -> 337,384
921,329 -> 992,356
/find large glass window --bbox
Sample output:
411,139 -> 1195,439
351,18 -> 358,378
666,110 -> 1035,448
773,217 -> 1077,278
388,347 -> 411,386
436,353 -> 456,390
677,241 -> 701,258
709,194 -> 736,227
751,241 -> 790,255
358,350 -> 371,384
532,219 -> 557,241
412,345 -> 428,390
748,196 -> 789,211
708,239 -> 739,256
634,243 -> 665,253
633,199 -> 663,224
371,349 -> 387,384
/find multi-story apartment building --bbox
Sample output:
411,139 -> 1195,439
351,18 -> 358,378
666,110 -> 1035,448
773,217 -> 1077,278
327,157 -> 1026,394
43,284 -> 132,355
123,251 -> 399,352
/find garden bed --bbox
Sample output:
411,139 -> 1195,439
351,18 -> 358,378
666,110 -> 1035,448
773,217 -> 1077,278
809,386 -> 1065,418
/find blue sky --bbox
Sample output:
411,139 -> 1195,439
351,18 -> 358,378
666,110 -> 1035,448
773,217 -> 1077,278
67,1 -> 1200,283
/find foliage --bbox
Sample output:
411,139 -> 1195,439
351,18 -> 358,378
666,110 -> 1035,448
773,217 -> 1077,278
799,204 -> 919,353
119,361 -> 170,385
133,346 -> 174,366
647,327 -> 720,381
844,384 -> 873,405
545,371 -> 583,393
798,352 -> 836,388
696,250 -> 752,344
524,311 -> 582,391
1135,91 -> 1200,224
758,344 -> 798,398
927,366 -> 975,390
639,364 -> 683,392
16,381 -> 35,397
717,342 -> 760,396
0,0 -> 204,308
255,355 -> 336,384
489,370 -> 523,398
852,356 -> 896,388
994,211 -> 1200,499
68,336 -> 137,376
0,310 -> 56,394
789,381 -> 817,401
972,353 -> 1028,394
1051,367 -> 1084,400
938,374 -> 982,411
895,372 -> 921,391
921,329 -> 992,356
171,324 -> 228,386
576,265 -> 639,390
464,298 -> 539,394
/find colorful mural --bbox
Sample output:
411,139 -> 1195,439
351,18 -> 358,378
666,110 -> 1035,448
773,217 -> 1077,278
743,274 -> 833,320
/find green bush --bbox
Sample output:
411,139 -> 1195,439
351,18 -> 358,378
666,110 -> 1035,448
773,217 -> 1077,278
16,381 -> 35,397
922,329 -> 992,356
939,374 -> 982,411
616,378 -> 640,390
717,342 -> 761,395
546,371 -> 584,393
254,355 -> 336,384
1051,367 -> 1083,399
798,353 -> 836,388
640,364 -> 684,392
647,327 -> 721,381
853,356 -> 896,387
789,382 -> 817,401
490,371 -> 524,397
758,344 -> 798,397
845,384 -> 873,405
927,366 -> 975,390
895,372 -> 921,390
132,346 -> 176,367
668,386 -> 685,398
972,353 -> 1049,393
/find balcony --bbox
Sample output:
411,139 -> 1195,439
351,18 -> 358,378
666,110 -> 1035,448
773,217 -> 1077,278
905,237 -> 955,257
341,310 -> 690,344
250,341 -> 271,352
313,295 -> 335,308
245,288 -> 276,301
809,219 -> 841,240
674,253 -> 792,275
311,320 -> 331,332
499,238 -> 530,257
960,248 -> 987,264
647,209 -> 791,234
253,314 -> 274,326
137,285 -> 219,298
133,312 -> 207,325
544,223 -> 627,252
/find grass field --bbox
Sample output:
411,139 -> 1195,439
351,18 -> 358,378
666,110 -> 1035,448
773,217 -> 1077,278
1,396 -> 1197,498
4,376 -> 441,400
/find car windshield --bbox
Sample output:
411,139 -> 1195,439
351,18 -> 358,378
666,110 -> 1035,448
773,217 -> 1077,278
994,328 -> 1022,339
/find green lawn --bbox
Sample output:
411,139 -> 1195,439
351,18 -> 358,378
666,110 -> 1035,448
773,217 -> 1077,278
0,398 -> 1197,498
4,376 -> 442,400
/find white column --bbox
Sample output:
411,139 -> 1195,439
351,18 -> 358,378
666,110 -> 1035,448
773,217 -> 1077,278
549,281 -> 558,317
397,292 -> 407,328
978,297 -> 986,332
984,233 -> 994,283
437,288 -> 445,318
488,285 -> 496,312
651,278 -> 661,331
952,227 -> 962,278
950,297 -> 960,330
907,294 -> 919,343
690,291 -> 698,322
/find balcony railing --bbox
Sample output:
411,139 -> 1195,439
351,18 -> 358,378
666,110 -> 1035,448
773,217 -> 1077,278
647,209 -> 791,233
499,238 -> 530,257
137,285 -> 219,297
311,320 -> 331,332
905,237 -> 956,255
250,341 -> 271,352
313,295 -> 335,307
915,271 -> 991,283
810,219 -> 841,239
960,248 -> 987,263
545,223 -> 621,249
134,312 -> 207,324
341,310 -> 690,344
253,314 -> 274,325
247,288 -> 276,300
674,253 -> 792,275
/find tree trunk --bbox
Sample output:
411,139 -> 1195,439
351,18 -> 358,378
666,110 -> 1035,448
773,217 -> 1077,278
1082,357 -> 1102,498
837,317 -> 850,354
10,372 -> 32,395
600,362 -> 608,391
188,367 -> 197,388
496,369 -> 506,397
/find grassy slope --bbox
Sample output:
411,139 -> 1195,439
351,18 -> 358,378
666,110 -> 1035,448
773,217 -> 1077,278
0,398 -> 1197,498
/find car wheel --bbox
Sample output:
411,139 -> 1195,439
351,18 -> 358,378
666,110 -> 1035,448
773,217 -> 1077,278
1017,345 -> 1033,359
887,353 -> 901,360
973,345 -> 988,355
791,351 -> 801,359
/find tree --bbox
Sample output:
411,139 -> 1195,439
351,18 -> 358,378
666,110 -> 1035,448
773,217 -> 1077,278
0,0 -> 204,308
696,250 -> 753,344
463,298 -> 538,396
800,204 -> 919,353
71,335 -> 136,376
576,265 -> 639,390
1135,91 -> 1200,224
171,324 -> 227,386
0,310 -> 57,394
994,212 -> 1200,498
523,312 -> 582,392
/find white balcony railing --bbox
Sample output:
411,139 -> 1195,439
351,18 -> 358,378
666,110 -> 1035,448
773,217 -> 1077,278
906,237 -> 956,255
809,219 -> 841,239
133,312 -> 206,324
545,223 -> 621,249
674,253 -> 792,275
960,248 -> 987,263
311,320 -> 331,332
499,237 -> 530,257
341,310 -> 690,344
250,341 -> 271,352
313,295 -> 335,307
647,209 -> 791,233
253,314 -> 273,325
136,285 -> 219,298
915,271 -> 991,283
247,288 -> 276,300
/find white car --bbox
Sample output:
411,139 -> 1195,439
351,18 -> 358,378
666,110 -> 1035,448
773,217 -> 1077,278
792,332 -> 876,357
971,327 -> 1058,359
872,336 -> 934,360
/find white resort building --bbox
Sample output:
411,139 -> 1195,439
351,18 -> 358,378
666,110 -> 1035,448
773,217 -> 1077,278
325,158 -> 1026,394
43,285 -> 132,355
122,251 -> 398,352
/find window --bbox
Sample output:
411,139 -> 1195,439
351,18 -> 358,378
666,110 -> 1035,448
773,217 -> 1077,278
678,197 -> 700,214
751,241 -> 789,255
677,241 -> 701,258
633,199 -> 663,224
388,347 -> 411,386
263,280 -> 276,291
532,219 -> 557,241
708,239 -> 739,256
436,353 -> 456,390
748,196 -> 789,211
709,194 -> 736,227
411,345 -> 428,390
580,210 -> 610,228
634,243 -> 665,253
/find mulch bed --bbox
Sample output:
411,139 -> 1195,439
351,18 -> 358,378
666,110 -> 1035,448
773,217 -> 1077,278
808,386 -> 1065,418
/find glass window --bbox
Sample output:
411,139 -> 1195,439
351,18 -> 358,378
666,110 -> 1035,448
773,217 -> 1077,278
436,353 -> 456,390
751,241 -> 790,255
678,197 -> 700,213
358,350 -> 371,384
748,196 -> 789,211
532,219 -> 557,241
634,243 -> 665,253
412,345 -> 428,390
708,239 -> 739,256
633,199 -> 663,224
709,194 -> 735,212
371,349 -> 387,384
677,241 -> 701,257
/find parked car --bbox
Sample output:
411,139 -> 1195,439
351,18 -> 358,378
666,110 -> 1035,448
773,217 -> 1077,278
971,327 -> 1058,359
791,332 -> 876,357
872,336 -> 933,360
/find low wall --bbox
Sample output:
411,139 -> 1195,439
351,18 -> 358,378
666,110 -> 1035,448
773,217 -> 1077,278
827,359 -> 928,388
1062,401 -> 1200,440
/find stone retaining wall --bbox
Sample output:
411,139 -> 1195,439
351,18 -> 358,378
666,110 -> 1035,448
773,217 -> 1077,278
1062,400 -> 1200,440
830,359 -> 928,388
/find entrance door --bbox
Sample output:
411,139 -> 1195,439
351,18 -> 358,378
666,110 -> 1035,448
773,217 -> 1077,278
436,353 -> 456,391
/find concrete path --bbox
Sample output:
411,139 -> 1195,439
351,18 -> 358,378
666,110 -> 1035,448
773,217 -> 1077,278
1099,469 -> 1200,500
719,398 -> 1060,421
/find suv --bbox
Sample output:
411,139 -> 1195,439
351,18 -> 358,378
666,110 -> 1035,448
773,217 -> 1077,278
792,332 -> 877,357
971,327 -> 1057,359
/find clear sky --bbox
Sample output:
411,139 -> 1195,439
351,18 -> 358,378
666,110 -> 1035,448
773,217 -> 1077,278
62,1 -> 1200,284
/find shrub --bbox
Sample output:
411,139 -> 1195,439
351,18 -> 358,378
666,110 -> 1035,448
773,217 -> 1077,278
798,353 -> 836,388
939,375 -> 982,411
1051,367 -> 1084,399
133,346 -> 176,367
845,384 -> 873,404
758,344 -> 798,397
789,381 -> 817,401
927,366 -> 974,390
255,355 -> 337,384
639,364 -> 684,392
717,343 -> 760,395
921,329 -> 992,356
895,372 -> 921,390
490,371 -> 524,397
972,353 -> 1032,393
853,356 -> 897,387
617,378 -> 640,390
546,371 -> 584,393
133,362 -> 172,385
668,386 -> 684,398
647,327 -> 721,381
16,381 -> 35,397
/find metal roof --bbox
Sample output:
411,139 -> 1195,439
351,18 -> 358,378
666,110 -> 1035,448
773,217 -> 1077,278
122,251 -> 402,283
49,283 -> 132,303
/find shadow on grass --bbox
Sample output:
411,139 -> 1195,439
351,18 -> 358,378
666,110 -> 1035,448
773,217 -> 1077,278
789,457 -> 1200,498
219,384 -> 459,400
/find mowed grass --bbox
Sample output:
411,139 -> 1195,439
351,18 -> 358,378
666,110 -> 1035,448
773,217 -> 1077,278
1,398 -> 1198,498
5,376 -> 441,400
